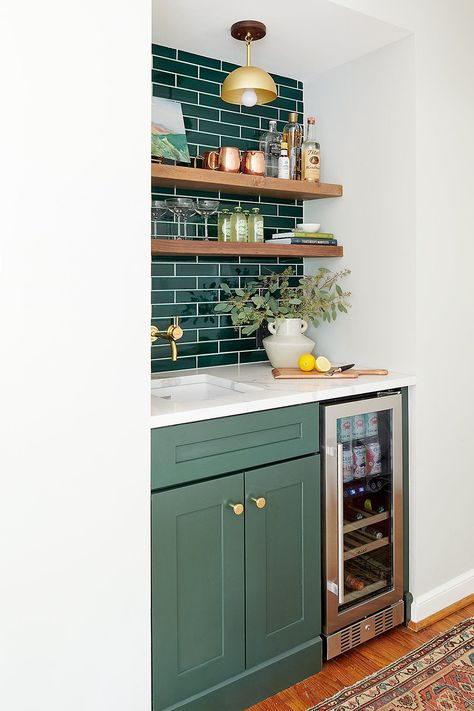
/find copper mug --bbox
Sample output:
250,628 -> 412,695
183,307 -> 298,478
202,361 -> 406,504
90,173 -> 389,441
240,150 -> 265,176
203,147 -> 241,173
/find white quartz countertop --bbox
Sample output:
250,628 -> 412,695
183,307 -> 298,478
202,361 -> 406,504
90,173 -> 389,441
150,363 -> 416,429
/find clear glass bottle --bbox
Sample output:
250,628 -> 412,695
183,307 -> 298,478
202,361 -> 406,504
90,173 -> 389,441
230,206 -> 248,242
282,112 -> 303,180
259,119 -> 282,178
302,116 -> 320,182
218,208 -> 231,242
248,207 -> 264,243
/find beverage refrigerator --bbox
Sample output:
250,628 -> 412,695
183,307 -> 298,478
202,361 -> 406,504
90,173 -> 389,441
320,391 -> 405,659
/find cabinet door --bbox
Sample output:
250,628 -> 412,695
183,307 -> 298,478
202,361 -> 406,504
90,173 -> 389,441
245,455 -> 320,667
152,475 -> 245,710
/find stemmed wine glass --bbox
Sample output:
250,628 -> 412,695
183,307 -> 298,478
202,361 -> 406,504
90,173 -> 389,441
151,199 -> 168,237
195,199 -> 220,240
165,198 -> 196,239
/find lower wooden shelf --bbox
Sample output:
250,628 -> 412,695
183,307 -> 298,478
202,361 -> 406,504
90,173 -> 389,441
151,239 -> 343,258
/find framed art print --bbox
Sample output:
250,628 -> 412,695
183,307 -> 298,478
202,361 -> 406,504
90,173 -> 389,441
151,96 -> 190,163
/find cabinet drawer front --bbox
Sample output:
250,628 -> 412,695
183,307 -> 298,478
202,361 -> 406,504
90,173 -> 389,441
245,455 -> 321,667
151,403 -> 319,489
152,475 -> 245,710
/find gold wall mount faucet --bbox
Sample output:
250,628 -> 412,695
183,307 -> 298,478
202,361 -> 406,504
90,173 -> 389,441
151,317 -> 183,361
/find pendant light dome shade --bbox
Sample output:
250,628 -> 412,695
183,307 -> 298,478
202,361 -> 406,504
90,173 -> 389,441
221,65 -> 277,106
221,20 -> 277,107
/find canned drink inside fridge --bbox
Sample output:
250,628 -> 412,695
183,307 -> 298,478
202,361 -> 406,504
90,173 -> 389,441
366,412 -> 379,438
352,414 -> 366,440
342,448 -> 353,482
352,445 -> 366,478
366,441 -> 382,475
337,417 -> 352,443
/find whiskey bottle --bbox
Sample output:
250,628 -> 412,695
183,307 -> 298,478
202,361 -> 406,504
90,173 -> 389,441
302,116 -> 320,182
282,112 -> 303,179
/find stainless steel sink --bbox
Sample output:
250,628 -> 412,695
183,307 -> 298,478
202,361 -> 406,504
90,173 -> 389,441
151,374 -> 264,403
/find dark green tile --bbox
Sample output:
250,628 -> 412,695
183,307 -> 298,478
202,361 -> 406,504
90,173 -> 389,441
273,96 -> 298,111
297,80 -> 303,90
279,85 -> 303,101
151,263 -> 174,276
151,356 -> 196,373
198,276 -> 239,290
176,289 -> 218,303
150,290 -> 174,304
198,327 -> 237,341
218,315 -> 234,327
199,67 -> 227,83
200,93 -> 240,113
177,341 -> 219,357
152,303 -> 197,318
198,255 -> 239,263
177,263 -> 219,276
178,50 -> 220,69
152,45 -> 176,59
241,127 -> 259,141
152,69 -> 175,86
219,264 -> 260,277
240,257 -> 276,264
278,204 -> 303,217
270,73 -> 298,88
242,104 -> 279,120
220,338 -> 257,352
151,276 -> 195,290
153,56 -> 198,77
178,314 -> 218,329
181,103 -> 219,122
153,84 -> 171,99
186,131 -> 219,148
183,116 -> 198,131
279,257 -> 304,265
264,217 -> 296,229
198,301 -> 220,315
170,87 -> 198,103
198,353 -> 239,368
221,111 -> 259,128
152,255 -> 196,263
199,119 -> 240,137
240,350 -> 269,364
260,264 -> 298,275
297,101 -> 304,114
255,203 -> 279,216
222,61 -> 239,72
177,75 -> 220,95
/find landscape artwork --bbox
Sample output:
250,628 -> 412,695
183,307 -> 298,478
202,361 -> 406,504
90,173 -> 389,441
151,97 -> 190,163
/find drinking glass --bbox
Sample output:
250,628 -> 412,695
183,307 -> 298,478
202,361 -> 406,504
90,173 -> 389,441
166,198 -> 196,239
151,200 -> 168,237
195,199 -> 220,240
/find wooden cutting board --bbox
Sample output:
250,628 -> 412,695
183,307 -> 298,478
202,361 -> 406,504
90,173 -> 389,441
272,368 -> 389,379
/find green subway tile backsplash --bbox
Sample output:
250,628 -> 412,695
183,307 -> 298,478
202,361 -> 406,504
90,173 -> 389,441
151,44 -> 304,371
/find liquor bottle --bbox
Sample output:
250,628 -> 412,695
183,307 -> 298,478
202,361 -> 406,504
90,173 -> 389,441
230,206 -> 248,242
259,119 -> 282,177
361,526 -> 384,540
248,207 -> 264,243
344,573 -> 365,591
278,142 -> 290,179
218,208 -> 231,242
302,116 -> 320,182
282,112 -> 303,179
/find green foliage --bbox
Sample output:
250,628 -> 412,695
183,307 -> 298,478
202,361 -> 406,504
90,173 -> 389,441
215,267 -> 351,332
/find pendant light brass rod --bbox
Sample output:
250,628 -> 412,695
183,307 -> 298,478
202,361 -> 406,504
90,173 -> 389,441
245,33 -> 252,66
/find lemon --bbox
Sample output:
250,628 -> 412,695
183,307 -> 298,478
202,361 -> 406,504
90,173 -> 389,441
298,353 -> 316,372
314,355 -> 331,373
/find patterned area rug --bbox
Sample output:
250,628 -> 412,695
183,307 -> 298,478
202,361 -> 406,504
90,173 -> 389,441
309,617 -> 474,710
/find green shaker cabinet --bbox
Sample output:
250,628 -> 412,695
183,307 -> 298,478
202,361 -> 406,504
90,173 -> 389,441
152,456 -> 321,711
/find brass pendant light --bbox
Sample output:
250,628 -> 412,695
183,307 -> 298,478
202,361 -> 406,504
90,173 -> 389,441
221,20 -> 277,107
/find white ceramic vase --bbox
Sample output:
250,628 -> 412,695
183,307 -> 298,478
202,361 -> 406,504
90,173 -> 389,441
262,318 -> 315,368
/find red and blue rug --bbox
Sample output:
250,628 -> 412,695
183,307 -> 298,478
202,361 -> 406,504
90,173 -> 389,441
309,617 -> 473,710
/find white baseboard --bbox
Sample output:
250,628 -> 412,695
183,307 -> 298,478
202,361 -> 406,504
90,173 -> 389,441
410,569 -> 474,622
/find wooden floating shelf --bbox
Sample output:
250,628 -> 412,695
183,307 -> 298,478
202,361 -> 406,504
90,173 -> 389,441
151,239 -> 343,258
151,163 -> 343,201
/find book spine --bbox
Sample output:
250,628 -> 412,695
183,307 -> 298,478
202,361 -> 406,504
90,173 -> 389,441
268,238 -> 337,245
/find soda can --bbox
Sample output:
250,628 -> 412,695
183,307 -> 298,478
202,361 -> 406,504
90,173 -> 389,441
337,417 -> 352,443
366,412 -> 379,438
352,445 -> 366,478
352,414 -> 366,440
366,441 -> 382,475
342,448 -> 353,482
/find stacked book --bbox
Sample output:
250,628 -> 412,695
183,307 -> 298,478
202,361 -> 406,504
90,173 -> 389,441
265,230 -> 337,245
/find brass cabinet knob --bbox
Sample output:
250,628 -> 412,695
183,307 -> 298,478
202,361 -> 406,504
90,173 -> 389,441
250,496 -> 266,509
228,502 -> 244,516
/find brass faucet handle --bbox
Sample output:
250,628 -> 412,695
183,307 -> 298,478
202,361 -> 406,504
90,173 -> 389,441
167,317 -> 183,341
151,325 -> 159,343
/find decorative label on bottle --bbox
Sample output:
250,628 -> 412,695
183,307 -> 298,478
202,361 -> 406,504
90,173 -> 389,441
303,148 -> 320,181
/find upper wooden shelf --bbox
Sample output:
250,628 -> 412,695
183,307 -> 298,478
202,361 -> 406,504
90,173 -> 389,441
151,239 -> 343,258
151,163 -> 343,201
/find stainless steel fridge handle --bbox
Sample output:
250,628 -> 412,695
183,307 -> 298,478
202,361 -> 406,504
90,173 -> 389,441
337,442 -> 345,605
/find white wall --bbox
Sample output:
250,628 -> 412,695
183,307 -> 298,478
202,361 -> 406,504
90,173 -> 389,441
303,36 -> 416,373
0,2 -> 151,709
315,0 -> 474,618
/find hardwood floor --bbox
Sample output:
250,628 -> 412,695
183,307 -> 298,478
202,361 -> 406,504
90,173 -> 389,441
247,602 -> 474,710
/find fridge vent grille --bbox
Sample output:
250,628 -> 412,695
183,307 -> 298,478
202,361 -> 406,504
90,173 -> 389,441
325,601 -> 404,659
340,624 -> 361,653
375,607 -> 394,635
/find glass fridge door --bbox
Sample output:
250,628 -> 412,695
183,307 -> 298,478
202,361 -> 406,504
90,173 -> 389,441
323,394 -> 403,633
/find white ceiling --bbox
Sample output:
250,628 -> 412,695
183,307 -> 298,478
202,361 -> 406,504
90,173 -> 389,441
152,0 -> 411,80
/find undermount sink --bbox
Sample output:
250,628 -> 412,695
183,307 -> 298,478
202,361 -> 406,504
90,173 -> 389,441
151,373 -> 264,403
